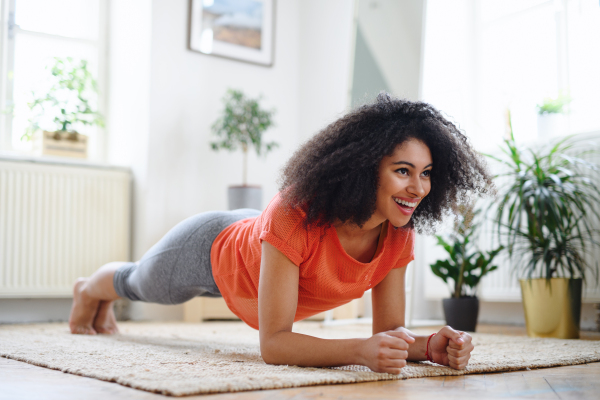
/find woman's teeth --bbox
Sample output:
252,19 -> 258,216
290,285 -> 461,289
394,198 -> 417,208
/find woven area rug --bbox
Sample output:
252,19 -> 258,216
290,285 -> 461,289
1,321 -> 599,397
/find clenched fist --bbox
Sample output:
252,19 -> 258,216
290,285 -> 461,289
428,326 -> 474,370
359,330 -> 416,374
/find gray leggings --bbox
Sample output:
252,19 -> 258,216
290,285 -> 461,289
113,209 -> 261,305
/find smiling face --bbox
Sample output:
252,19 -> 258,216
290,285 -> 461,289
372,138 -> 433,228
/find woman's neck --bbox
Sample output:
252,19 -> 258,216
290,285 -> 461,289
333,219 -> 386,263
333,214 -> 386,240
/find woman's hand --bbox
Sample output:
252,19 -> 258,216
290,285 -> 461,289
428,326 -> 474,370
359,330 -> 415,374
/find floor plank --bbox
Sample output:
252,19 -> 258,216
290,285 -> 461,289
442,375 -> 464,388
2,324 -> 600,400
483,372 -> 511,396
504,372 -> 559,399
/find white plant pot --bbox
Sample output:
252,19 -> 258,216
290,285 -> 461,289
228,186 -> 262,210
537,114 -> 566,139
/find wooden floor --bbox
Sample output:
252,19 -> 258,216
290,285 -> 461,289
2,325 -> 600,400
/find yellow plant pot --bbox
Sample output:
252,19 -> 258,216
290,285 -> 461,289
520,278 -> 582,339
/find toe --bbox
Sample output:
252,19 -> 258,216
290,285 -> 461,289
72,325 -> 97,335
96,325 -> 119,335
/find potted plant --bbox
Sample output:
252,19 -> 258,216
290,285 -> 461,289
536,92 -> 571,139
210,89 -> 277,210
25,57 -> 104,159
487,113 -> 600,339
430,203 -> 504,332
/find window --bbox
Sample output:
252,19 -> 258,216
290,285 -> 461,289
0,0 -> 107,160
422,0 -> 600,151
477,0 -> 600,143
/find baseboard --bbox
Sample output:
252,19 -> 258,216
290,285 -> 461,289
0,298 -> 73,323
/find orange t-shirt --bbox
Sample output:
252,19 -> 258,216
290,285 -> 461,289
210,193 -> 415,330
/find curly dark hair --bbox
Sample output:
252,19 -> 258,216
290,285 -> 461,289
278,93 -> 494,234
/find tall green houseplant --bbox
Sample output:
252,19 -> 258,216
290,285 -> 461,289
211,89 -> 277,210
211,89 -> 277,186
486,112 -> 600,338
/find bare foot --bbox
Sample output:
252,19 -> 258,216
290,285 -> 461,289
69,278 -> 100,335
93,301 -> 119,334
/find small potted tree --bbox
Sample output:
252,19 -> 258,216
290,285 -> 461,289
210,89 -> 277,210
487,113 -> 600,339
536,92 -> 571,139
25,57 -> 104,159
430,203 -> 503,332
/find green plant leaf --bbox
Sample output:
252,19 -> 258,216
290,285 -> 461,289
23,57 -> 104,139
485,122 -> 600,283
210,89 -> 277,158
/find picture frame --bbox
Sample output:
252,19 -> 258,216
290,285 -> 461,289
188,0 -> 275,67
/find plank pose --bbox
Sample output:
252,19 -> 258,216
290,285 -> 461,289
70,94 -> 492,374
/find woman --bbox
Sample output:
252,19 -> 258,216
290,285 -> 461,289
69,94 -> 491,374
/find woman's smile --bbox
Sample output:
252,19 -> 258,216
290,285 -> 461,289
393,196 -> 421,215
373,138 -> 433,228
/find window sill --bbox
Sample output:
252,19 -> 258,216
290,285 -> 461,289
0,151 -> 130,172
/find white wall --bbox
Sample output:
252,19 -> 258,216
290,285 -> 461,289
356,0 -> 423,101
105,0 -> 355,321
420,0 -> 477,145
297,1 -> 355,143
145,0 -> 299,240
143,0 -> 355,246
107,0 -> 152,266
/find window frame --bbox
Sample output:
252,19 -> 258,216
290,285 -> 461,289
0,0 -> 109,161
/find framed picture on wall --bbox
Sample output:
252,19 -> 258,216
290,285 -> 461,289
188,0 -> 275,67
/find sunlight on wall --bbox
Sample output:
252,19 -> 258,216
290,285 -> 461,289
421,0 -> 477,147
422,0 -> 600,153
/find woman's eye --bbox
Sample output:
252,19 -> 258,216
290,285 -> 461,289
422,170 -> 431,177
396,168 -> 409,175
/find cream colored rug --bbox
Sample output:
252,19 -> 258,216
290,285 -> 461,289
1,321 -> 599,397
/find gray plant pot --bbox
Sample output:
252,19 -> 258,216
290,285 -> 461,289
228,186 -> 262,210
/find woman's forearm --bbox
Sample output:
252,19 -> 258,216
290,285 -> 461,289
260,331 -> 366,367
406,334 -> 429,362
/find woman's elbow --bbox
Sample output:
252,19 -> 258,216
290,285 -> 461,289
259,335 -> 285,365
260,344 -> 278,365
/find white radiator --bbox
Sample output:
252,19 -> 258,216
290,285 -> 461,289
0,158 -> 131,297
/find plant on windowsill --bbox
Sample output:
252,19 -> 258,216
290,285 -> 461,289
429,203 -> 504,332
25,57 -> 104,159
536,91 -> 571,139
485,111 -> 600,339
210,88 -> 277,210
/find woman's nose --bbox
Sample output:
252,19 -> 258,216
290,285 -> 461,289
408,176 -> 425,197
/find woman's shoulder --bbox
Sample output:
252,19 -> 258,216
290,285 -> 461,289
262,192 -> 308,224
371,223 -> 415,268
259,193 -> 320,265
